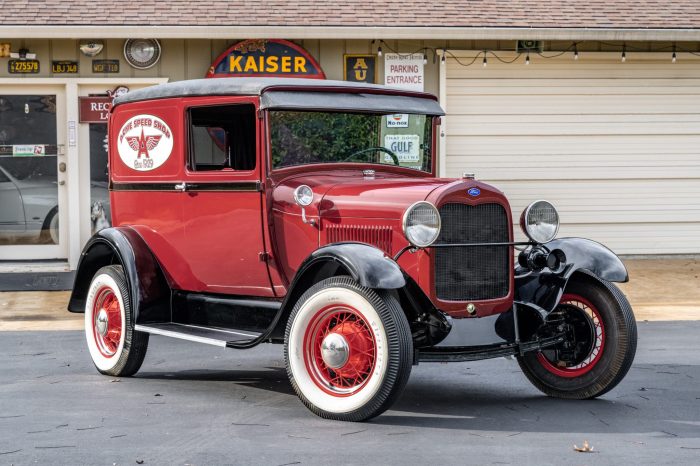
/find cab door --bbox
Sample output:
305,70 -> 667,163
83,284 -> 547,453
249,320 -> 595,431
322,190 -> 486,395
179,97 -> 273,297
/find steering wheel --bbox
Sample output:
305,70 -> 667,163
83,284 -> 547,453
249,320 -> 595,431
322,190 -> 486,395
342,146 -> 400,166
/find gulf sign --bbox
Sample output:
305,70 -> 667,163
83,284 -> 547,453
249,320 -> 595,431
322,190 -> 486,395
207,39 -> 325,79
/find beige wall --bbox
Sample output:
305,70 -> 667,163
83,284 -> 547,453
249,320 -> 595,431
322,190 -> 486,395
2,38 -> 698,97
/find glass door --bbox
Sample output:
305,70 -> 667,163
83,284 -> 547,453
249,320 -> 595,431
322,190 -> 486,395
0,87 -> 67,260
77,84 -> 156,248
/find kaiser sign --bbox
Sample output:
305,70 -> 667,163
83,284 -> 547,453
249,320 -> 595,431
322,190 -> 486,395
384,53 -> 424,91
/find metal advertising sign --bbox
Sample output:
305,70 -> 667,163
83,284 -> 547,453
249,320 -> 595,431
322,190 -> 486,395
344,55 -> 376,83
384,134 -> 421,168
207,39 -> 325,79
79,96 -> 113,123
384,53 -> 424,91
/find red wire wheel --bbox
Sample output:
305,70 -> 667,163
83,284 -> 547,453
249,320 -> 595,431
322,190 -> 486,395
537,293 -> 605,378
91,285 -> 123,358
303,305 -> 377,396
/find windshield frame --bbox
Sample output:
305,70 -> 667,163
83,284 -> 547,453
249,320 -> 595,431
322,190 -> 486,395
265,109 -> 438,177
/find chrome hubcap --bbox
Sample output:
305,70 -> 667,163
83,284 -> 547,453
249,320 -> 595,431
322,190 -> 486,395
320,333 -> 350,369
96,309 -> 109,336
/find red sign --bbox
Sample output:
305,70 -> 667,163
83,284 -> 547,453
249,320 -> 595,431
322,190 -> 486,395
79,96 -> 112,123
207,39 -> 325,79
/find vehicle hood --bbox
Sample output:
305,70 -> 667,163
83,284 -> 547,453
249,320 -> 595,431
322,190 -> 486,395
271,171 -> 451,220
320,178 -> 449,219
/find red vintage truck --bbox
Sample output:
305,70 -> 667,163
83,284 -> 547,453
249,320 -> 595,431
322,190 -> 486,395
68,78 -> 637,421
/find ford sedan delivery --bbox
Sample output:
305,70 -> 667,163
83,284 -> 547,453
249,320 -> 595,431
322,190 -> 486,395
68,78 -> 637,421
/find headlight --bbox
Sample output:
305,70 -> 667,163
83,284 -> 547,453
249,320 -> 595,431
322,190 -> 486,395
520,200 -> 559,243
293,185 -> 313,206
402,201 -> 441,248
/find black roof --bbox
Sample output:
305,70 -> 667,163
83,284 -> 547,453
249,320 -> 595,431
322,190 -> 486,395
113,77 -> 445,115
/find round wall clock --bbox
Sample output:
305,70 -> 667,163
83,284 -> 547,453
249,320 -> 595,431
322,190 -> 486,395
123,39 -> 161,69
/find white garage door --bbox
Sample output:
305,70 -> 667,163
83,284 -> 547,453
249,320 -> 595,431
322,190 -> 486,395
441,51 -> 700,254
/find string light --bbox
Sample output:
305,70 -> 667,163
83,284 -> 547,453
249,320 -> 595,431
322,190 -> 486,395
373,40 -> 696,70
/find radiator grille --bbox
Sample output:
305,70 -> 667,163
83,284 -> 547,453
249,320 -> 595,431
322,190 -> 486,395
435,203 -> 510,301
326,224 -> 393,254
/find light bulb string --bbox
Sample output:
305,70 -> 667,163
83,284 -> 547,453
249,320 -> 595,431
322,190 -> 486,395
372,39 -> 698,67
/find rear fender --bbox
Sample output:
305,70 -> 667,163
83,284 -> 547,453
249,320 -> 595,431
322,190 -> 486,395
515,237 -> 628,314
67,227 -> 170,324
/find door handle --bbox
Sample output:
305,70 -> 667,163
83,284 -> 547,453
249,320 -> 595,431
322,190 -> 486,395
174,182 -> 187,192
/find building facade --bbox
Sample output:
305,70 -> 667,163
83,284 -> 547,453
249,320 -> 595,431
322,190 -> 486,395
2,2 -> 700,282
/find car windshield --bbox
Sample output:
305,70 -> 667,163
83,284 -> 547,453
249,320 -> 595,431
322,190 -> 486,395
269,111 -> 433,173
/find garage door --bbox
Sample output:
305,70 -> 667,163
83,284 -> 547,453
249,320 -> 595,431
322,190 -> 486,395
441,51 -> 700,254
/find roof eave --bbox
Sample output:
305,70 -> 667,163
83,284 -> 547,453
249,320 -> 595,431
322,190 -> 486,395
2,25 -> 700,42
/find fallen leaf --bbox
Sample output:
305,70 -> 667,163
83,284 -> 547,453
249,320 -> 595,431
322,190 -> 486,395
573,440 -> 595,453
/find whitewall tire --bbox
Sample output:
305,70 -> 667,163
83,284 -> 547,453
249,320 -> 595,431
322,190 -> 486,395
284,276 -> 412,421
85,265 -> 149,376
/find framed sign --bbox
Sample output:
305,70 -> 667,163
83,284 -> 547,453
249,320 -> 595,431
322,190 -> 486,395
8,59 -> 40,74
384,53 -> 424,91
92,59 -> 120,73
52,60 -> 79,74
344,55 -> 376,83
207,39 -> 325,79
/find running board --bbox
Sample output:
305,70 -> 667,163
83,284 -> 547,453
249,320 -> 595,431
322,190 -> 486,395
134,323 -> 261,348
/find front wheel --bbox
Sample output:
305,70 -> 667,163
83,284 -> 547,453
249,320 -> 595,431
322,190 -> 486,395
85,265 -> 149,376
518,272 -> 637,399
284,277 -> 413,421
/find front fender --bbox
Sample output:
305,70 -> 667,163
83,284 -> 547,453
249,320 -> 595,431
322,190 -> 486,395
67,227 -> 170,324
296,242 -> 405,290
515,237 -> 628,313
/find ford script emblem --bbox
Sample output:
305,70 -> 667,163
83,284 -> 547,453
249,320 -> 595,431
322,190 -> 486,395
467,187 -> 481,197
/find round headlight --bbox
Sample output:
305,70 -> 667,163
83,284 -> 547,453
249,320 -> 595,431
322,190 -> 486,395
521,200 -> 560,243
293,185 -> 314,206
403,201 -> 441,248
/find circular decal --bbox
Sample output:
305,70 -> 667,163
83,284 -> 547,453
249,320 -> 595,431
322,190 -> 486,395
117,114 -> 173,171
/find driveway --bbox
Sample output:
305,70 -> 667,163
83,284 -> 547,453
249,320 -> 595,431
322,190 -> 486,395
1,322 -> 698,465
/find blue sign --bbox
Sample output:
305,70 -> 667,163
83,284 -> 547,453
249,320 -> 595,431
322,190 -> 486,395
467,187 -> 481,197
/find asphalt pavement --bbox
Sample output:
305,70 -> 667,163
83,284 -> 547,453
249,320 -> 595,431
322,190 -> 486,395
1,322 -> 699,465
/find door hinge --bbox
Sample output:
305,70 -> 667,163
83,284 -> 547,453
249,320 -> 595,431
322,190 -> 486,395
258,252 -> 271,262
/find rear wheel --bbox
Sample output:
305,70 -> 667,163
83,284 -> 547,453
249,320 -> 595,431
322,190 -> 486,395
518,273 -> 637,399
284,276 -> 413,421
85,265 -> 149,376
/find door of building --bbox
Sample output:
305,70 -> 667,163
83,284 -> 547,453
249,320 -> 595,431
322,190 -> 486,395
0,86 -> 68,260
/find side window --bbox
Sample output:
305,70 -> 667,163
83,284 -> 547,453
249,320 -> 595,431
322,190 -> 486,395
188,104 -> 256,171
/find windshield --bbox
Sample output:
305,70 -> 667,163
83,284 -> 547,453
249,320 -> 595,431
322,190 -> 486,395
269,111 -> 433,173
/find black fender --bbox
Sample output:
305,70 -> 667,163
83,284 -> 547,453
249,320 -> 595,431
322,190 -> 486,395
67,227 -> 170,324
294,242 -> 406,290
515,237 -> 628,314
267,242 -> 405,341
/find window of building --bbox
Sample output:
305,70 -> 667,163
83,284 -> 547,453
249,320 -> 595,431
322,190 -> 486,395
188,104 -> 256,171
